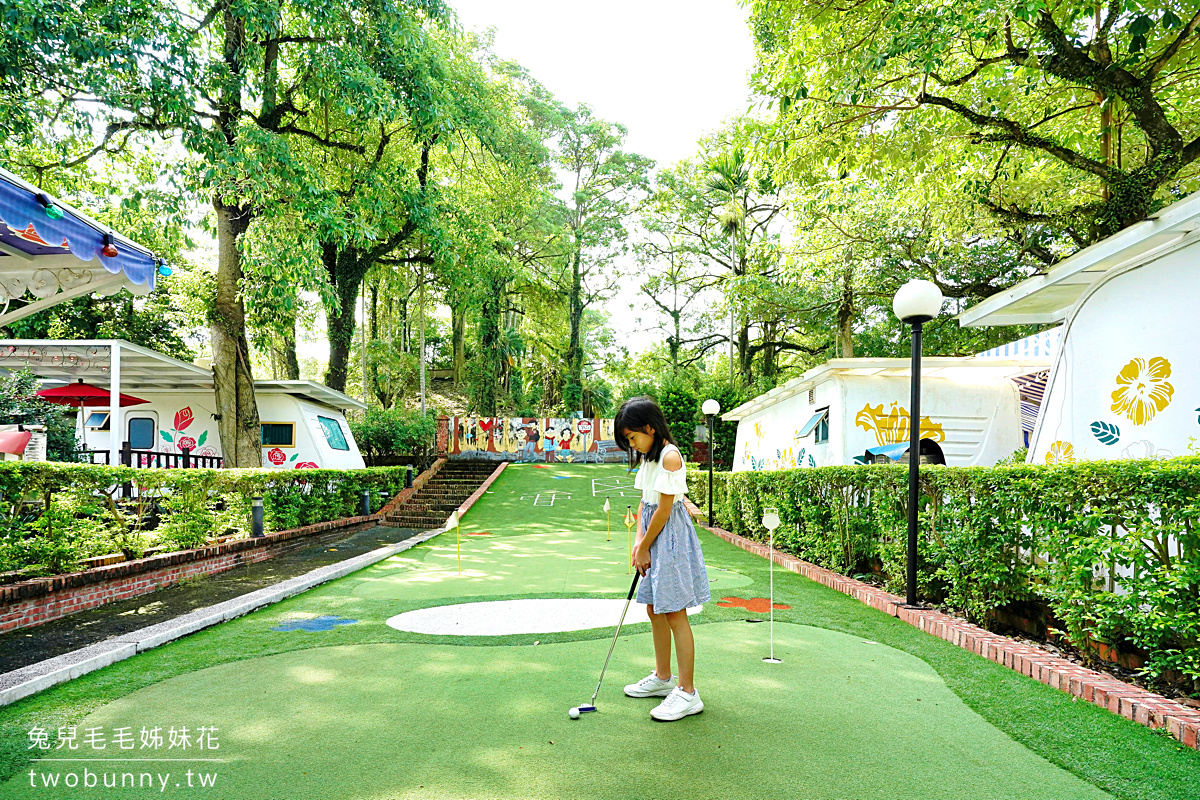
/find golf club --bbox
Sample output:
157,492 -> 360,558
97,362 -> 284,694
570,570 -> 640,717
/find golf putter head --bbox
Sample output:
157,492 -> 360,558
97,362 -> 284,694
577,704 -> 597,713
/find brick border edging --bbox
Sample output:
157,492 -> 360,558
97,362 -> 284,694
0,463 -> 446,635
683,499 -> 1200,750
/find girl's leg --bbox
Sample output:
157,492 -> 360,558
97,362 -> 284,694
646,604 -> 674,680
665,610 -> 696,692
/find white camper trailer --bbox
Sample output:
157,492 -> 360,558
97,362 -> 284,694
723,357 -> 1050,472
0,340 -> 365,469
959,190 -> 1200,464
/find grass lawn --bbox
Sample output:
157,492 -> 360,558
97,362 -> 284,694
2,463 -> 1197,799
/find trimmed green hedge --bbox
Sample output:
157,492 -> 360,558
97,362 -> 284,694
687,458 -> 1200,684
0,463 -> 411,579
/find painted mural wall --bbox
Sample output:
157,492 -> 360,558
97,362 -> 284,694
1029,246 -> 1200,464
436,417 -> 626,462
733,375 -> 1024,471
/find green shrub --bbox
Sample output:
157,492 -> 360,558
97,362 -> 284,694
0,462 -> 413,578
350,407 -> 437,465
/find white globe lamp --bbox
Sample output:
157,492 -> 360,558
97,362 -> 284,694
892,280 -> 944,324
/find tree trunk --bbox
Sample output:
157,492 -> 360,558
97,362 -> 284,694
669,309 -> 681,374
737,320 -> 751,384
837,263 -> 855,358
474,273 -> 504,415
323,243 -> 366,393
762,319 -> 777,380
210,199 -> 262,467
281,320 -> 300,380
452,302 -> 465,383
565,239 -> 584,411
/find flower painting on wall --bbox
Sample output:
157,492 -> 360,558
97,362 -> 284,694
1045,441 -> 1076,464
160,406 -> 208,453
1111,356 -> 1173,425
855,402 -> 945,447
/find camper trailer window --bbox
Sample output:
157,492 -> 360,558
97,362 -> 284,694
800,408 -> 830,443
85,412 -> 109,430
261,422 -> 295,447
317,416 -> 349,450
128,417 -> 155,450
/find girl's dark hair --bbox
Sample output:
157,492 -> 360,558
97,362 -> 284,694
613,396 -> 676,466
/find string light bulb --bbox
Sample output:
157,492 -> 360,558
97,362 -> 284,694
101,233 -> 119,258
36,193 -> 64,220
156,260 -> 172,277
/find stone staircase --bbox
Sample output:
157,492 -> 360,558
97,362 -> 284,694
380,461 -> 499,530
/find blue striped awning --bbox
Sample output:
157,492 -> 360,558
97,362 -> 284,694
976,328 -> 1061,359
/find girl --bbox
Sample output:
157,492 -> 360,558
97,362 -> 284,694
614,396 -> 710,721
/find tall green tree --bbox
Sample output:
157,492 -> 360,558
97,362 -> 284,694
551,106 -> 652,411
750,0 -> 1200,243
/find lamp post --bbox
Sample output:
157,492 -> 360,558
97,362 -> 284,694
701,398 -> 721,526
761,507 -> 782,663
892,280 -> 943,607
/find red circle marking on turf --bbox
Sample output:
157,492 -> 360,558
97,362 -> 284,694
465,532 -> 492,536
716,596 -> 791,612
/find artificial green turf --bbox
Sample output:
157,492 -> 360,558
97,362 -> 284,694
6,626 -> 1109,800
1,462 -> 1198,799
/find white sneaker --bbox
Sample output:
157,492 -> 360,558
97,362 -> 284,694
624,671 -> 676,698
650,686 -> 704,721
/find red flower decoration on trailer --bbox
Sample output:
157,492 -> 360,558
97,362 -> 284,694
174,407 -> 194,431
267,448 -> 287,465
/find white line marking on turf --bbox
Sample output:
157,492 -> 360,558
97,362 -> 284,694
591,476 -> 638,497
519,491 -> 572,506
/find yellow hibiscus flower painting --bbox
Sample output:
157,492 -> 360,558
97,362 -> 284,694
1111,356 -> 1173,425
1045,441 -> 1075,465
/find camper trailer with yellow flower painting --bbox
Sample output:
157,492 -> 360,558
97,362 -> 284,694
960,190 -> 1200,464
723,355 -> 1050,471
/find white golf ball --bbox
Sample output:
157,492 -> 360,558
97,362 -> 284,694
568,708 -> 580,719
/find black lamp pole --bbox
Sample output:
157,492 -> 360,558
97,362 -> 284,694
707,413 -> 715,527
905,320 -> 924,607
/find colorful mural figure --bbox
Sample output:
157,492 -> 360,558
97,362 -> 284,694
855,402 -> 946,447
438,417 -> 625,462
1111,356 -> 1174,425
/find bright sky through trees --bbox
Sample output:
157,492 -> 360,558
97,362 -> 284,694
450,0 -> 758,357
452,0 -> 757,167
286,1 -> 756,365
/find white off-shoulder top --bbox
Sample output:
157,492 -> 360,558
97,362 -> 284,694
633,443 -> 689,505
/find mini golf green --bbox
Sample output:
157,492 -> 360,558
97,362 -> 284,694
2,463 -> 1198,800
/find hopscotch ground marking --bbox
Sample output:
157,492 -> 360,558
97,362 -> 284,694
520,491 -> 572,506
592,476 -> 639,498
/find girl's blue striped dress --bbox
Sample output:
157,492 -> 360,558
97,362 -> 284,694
633,443 -> 710,614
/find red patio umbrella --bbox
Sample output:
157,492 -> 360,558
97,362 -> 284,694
36,379 -> 148,455
36,379 -> 148,408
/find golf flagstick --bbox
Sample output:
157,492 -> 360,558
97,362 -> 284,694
762,508 -> 782,663
576,571 -> 639,714
604,497 -> 611,541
